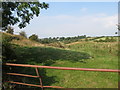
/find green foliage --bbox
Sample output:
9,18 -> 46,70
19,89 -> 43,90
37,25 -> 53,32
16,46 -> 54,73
19,31 -> 27,38
39,35 -> 86,44
2,43 -> 17,89
29,34 -> 38,41
2,2 -> 49,30
2,43 -> 17,63
39,36 -> 117,44
6,26 -> 14,34
1,1 -> 49,89
2,33 -> 18,89
2,33 -> 17,63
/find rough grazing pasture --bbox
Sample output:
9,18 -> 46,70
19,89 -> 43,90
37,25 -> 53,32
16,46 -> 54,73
10,41 -> 118,88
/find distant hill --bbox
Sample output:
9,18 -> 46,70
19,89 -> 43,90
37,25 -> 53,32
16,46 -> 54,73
1,32 -> 118,48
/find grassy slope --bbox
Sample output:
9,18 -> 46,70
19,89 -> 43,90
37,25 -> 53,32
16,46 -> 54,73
12,42 -> 118,88
1,32 -> 44,47
3,33 -> 118,88
11,38 -> 44,47
46,42 -> 118,88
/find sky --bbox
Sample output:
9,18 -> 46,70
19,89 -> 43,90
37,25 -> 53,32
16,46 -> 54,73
14,2 -> 118,38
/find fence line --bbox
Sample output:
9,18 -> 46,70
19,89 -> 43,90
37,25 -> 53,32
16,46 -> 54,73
4,63 -> 120,89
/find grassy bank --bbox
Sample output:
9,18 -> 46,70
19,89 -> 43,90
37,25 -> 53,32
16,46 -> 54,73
9,41 -> 118,88
3,33 -> 118,88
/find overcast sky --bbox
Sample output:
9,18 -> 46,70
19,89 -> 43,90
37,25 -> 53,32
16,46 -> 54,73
14,2 -> 118,38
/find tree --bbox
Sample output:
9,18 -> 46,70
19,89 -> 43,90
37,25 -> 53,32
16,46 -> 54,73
19,31 -> 27,38
6,26 -> 14,34
2,2 -> 49,30
2,2 -> 49,89
29,34 -> 38,41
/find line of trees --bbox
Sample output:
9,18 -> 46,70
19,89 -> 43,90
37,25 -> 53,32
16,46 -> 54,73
5,28 -> 117,43
38,35 -> 87,44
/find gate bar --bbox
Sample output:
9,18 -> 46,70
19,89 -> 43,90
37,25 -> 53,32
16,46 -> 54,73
6,81 -> 64,88
6,73 -> 39,78
4,63 -> 120,73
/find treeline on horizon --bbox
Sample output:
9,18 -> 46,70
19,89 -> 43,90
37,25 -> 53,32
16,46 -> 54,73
39,35 -> 87,44
38,35 -> 118,44
4,27 -> 118,44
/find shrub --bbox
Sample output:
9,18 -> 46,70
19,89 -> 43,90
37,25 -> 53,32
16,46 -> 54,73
29,34 -> 38,42
47,42 -> 66,48
6,26 -> 14,34
2,33 -> 17,89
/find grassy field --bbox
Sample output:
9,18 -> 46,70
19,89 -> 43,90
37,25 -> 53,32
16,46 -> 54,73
3,32 -> 118,88
10,40 -> 118,88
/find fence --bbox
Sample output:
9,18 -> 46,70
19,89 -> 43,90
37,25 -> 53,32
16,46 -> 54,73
4,63 -> 120,89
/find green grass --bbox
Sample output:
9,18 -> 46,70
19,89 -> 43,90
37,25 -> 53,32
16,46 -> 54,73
14,46 -> 90,64
67,42 -> 118,69
9,41 -> 118,88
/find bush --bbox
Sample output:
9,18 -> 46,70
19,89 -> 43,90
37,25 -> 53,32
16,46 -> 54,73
2,33 -> 17,89
2,43 -> 17,63
6,26 -> 14,34
47,42 -> 66,48
29,34 -> 38,42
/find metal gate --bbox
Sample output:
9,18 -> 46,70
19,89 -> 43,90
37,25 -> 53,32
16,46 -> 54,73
3,63 -> 120,89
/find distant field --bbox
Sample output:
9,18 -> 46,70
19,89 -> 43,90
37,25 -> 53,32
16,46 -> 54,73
81,36 -> 118,41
